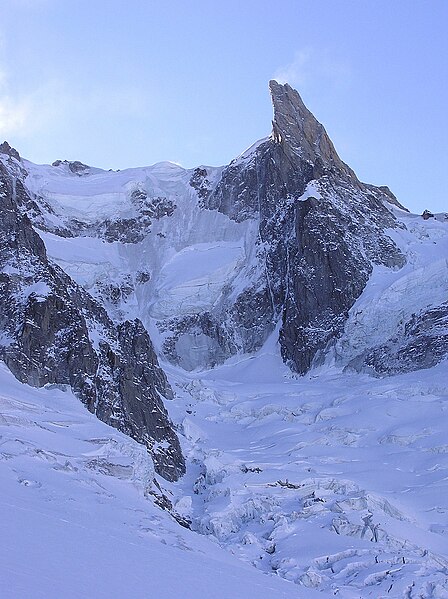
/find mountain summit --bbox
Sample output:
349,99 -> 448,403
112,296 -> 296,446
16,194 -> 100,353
269,80 -> 354,179
206,81 -> 406,373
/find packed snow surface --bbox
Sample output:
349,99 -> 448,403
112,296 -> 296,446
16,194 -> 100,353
151,241 -> 245,319
165,336 -> 448,598
0,363 -> 313,599
3,348 -> 447,597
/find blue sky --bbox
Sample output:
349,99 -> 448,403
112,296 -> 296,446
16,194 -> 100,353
1,0 -> 447,213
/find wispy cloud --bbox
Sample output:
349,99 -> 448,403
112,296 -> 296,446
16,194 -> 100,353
0,101 -> 29,138
0,73 -> 32,138
0,61 -> 150,141
273,48 -> 352,92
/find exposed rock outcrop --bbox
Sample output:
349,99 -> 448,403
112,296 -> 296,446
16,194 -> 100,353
353,301 -> 448,375
0,162 -> 184,481
0,141 -> 21,162
52,159 -> 91,175
201,81 -> 406,373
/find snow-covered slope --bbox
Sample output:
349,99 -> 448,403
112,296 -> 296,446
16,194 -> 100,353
333,211 -> 448,370
0,158 -> 185,481
2,346 -> 448,597
0,362 -> 314,599
4,83 -> 446,379
23,157 -> 259,370
165,344 -> 448,597
18,152 -> 448,378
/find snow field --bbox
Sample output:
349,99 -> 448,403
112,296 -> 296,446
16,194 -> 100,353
164,352 -> 448,597
0,363 -> 311,599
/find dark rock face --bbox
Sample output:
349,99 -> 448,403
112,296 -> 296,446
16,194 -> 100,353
161,312 -> 238,370
356,302 -> 448,374
202,81 -> 406,373
0,141 -> 21,162
0,163 -> 184,481
130,187 -> 176,220
422,209 -> 434,220
280,191 -> 371,371
52,159 -> 91,175
279,179 -> 405,372
96,275 -> 135,309
190,167 -> 212,200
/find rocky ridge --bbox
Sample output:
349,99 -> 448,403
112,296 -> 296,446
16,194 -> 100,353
201,80 -> 406,373
0,158 -> 184,481
359,300 -> 448,375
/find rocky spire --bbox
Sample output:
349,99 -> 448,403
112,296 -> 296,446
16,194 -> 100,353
0,141 -> 21,162
269,80 -> 355,179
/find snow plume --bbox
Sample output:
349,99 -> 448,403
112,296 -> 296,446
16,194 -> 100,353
274,47 -> 352,92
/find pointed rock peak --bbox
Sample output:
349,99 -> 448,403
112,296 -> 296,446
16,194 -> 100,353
268,80 -> 354,178
269,79 -> 310,123
0,141 -> 20,162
